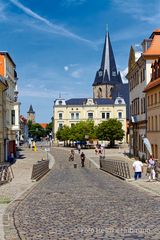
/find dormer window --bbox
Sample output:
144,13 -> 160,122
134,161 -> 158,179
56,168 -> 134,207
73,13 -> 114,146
58,100 -> 62,105
112,71 -> 116,77
98,70 -> 103,77
118,99 -> 122,104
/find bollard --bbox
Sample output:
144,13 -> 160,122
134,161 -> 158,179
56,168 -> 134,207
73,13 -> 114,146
74,163 -> 77,168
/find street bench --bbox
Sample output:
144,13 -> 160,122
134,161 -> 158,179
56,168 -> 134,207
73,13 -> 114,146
31,159 -> 50,181
100,158 -> 131,180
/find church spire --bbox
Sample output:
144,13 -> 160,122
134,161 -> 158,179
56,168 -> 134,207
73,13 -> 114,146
27,105 -> 35,114
93,31 -> 122,86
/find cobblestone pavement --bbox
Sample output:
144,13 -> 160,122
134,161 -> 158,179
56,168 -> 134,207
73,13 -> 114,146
8,148 -> 160,240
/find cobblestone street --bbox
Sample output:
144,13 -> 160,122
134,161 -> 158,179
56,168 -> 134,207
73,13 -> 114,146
12,148 -> 160,240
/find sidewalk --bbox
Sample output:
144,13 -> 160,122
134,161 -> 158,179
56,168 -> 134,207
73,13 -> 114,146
0,146 -> 54,240
82,146 -> 160,197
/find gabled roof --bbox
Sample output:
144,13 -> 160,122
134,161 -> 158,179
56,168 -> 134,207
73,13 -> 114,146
93,31 -> 122,86
143,29 -> 160,58
0,51 -> 16,67
144,78 -> 160,92
40,123 -> 48,129
27,105 -> 35,113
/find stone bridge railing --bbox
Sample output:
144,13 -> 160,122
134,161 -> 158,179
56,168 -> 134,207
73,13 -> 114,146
100,157 -> 131,180
31,159 -> 50,181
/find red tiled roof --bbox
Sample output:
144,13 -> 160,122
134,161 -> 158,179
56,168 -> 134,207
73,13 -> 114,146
40,123 -> 47,129
143,30 -> 160,57
144,77 -> 160,92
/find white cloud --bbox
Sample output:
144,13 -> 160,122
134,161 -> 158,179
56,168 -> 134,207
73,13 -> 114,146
9,0 -> 95,46
120,67 -> 128,83
0,2 -> 8,21
112,0 -> 160,24
64,66 -> 69,71
71,69 -> 82,78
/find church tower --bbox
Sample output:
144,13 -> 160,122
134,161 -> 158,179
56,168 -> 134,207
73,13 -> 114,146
27,105 -> 35,123
93,31 -> 122,98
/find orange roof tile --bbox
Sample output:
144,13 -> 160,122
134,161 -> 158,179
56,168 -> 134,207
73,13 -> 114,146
144,77 -> 160,92
40,123 -> 47,129
143,35 -> 160,57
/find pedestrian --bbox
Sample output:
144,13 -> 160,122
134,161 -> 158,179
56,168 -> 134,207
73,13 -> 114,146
146,155 -> 156,181
80,152 -> 85,167
69,149 -> 74,161
77,144 -> 81,154
132,157 -> 143,180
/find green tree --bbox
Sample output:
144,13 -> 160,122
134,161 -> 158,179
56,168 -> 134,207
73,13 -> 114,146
56,125 -> 71,145
69,120 -> 96,142
29,123 -> 45,139
45,122 -> 53,136
96,119 -> 124,147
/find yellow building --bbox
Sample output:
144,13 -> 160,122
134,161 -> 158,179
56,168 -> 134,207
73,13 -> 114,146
0,76 -> 8,163
127,29 -> 160,159
53,97 -> 126,142
0,51 -> 20,159
144,58 -> 160,160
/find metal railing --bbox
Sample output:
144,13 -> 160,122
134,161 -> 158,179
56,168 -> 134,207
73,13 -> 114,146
100,158 -> 131,179
0,163 -> 14,185
31,159 -> 50,181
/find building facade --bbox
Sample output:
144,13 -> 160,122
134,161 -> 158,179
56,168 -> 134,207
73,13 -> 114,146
0,52 -> 20,159
127,29 -> 160,159
53,97 -> 126,142
144,58 -> 160,160
0,76 -> 8,163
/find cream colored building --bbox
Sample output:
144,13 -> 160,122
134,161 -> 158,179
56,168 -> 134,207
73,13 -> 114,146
127,29 -> 160,159
0,52 -> 20,159
53,97 -> 126,142
144,58 -> 160,160
0,76 -> 7,163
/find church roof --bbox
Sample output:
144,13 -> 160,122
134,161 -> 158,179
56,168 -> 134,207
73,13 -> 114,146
93,31 -> 122,86
27,105 -> 35,113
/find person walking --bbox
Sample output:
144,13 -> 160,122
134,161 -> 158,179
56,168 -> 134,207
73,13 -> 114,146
80,152 -> 85,167
132,158 -> 143,180
147,155 -> 156,181
77,144 -> 81,154
69,149 -> 74,161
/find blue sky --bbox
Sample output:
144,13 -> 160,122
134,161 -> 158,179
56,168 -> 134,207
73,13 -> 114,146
1,0 -> 160,122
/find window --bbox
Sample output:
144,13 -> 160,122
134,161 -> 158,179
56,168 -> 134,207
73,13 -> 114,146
59,113 -> 62,120
118,99 -> 122,104
58,123 -> 63,129
98,70 -> 103,77
11,110 -> 15,125
118,112 -> 122,119
102,113 -> 105,119
101,112 -> 110,119
155,116 -> 158,131
151,95 -> 153,105
76,113 -> 79,119
112,71 -> 116,76
106,112 -> 110,119
58,100 -> 62,105
155,93 -> 157,104
71,113 -> 74,119
88,112 -> 93,119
